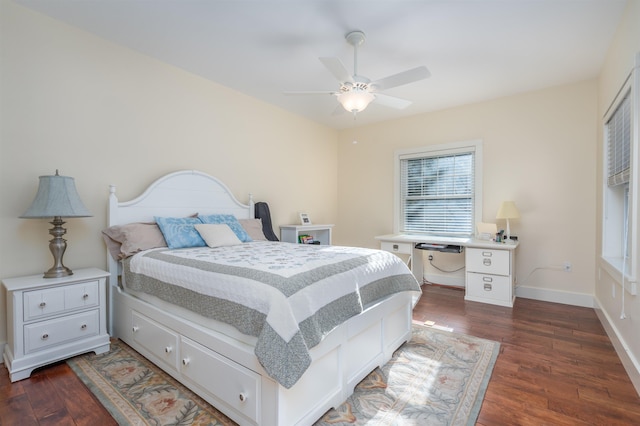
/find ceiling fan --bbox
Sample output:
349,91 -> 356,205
284,31 -> 430,115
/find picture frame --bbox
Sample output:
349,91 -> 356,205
299,213 -> 311,225
476,222 -> 497,241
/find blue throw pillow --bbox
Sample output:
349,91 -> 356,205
198,214 -> 252,242
155,216 -> 206,249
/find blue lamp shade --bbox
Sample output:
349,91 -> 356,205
21,173 -> 91,218
20,171 -> 91,278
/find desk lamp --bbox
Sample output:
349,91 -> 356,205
496,201 -> 520,243
20,170 -> 92,278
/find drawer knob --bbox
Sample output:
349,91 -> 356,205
39,302 -> 46,308
239,392 -> 247,402
81,324 -> 87,330
165,346 -> 173,354
484,283 -> 493,291
182,358 -> 190,366
83,293 -> 89,300
483,259 -> 492,266
132,326 -> 139,333
41,333 -> 49,340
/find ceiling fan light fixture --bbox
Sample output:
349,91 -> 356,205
337,90 -> 375,113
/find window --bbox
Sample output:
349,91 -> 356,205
602,65 -> 638,294
395,140 -> 482,237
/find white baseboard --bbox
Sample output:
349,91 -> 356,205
593,297 -> 640,397
515,285 -> 595,308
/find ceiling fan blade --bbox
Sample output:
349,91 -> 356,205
370,66 -> 430,91
374,93 -> 412,110
283,91 -> 337,96
319,57 -> 353,83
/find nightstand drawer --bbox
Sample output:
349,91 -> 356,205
65,281 -> 99,311
381,242 -> 412,255
465,248 -> 510,275
24,309 -> 100,354
24,280 -> 99,321
466,273 -> 511,303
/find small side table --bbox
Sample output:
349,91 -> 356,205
280,224 -> 334,245
2,268 -> 110,382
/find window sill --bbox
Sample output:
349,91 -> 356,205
601,256 -> 637,295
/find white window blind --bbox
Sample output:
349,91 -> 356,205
400,151 -> 475,236
601,56 -> 639,296
607,92 -> 631,187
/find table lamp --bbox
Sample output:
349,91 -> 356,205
496,201 -> 520,243
20,170 -> 92,278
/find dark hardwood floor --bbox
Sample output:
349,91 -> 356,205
413,285 -> 640,425
1,284 -> 640,425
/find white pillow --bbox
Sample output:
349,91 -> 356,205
238,218 -> 268,241
195,224 -> 242,247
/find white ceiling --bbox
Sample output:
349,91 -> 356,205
16,0 -> 627,129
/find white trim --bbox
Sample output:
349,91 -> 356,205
601,52 -> 640,294
393,139 -> 483,235
515,286 -> 594,308
594,296 -> 640,396
601,257 -> 638,295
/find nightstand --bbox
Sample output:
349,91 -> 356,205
280,224 -> 334,245
2,268 -> 110,382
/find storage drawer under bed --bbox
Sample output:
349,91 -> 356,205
132,311 -> 179,371
181,337 -> 260,424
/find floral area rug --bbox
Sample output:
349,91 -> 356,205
67,324 -> 499,425
67,340 -> 235,425
315,324 -> 499,425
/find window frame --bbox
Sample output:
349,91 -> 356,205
601,59 -> 639,295
394,140 -> 483,236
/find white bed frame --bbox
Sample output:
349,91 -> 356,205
107,170 -> 414,426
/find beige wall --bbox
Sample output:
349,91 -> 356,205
336,80 -> 598,302
0,2 -> 338,344
596,0 -> 640,379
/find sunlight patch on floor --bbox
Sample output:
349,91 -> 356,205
412,319 -> 454,332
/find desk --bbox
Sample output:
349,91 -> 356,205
376,234 -> 518,307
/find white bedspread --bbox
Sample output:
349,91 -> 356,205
123,241 -> 421,388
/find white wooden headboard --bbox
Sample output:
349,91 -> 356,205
108,170 -> 253,227
106,170 -> 254,329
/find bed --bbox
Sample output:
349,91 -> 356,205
106,170 -> 421,426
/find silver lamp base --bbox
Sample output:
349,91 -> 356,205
44,216 -> 73,278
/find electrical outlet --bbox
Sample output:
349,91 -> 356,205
563,261 -> 572,272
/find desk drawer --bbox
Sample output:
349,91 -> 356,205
465,248 -> 510,275
466,273 -> 511,304
380,242 -> 412,255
